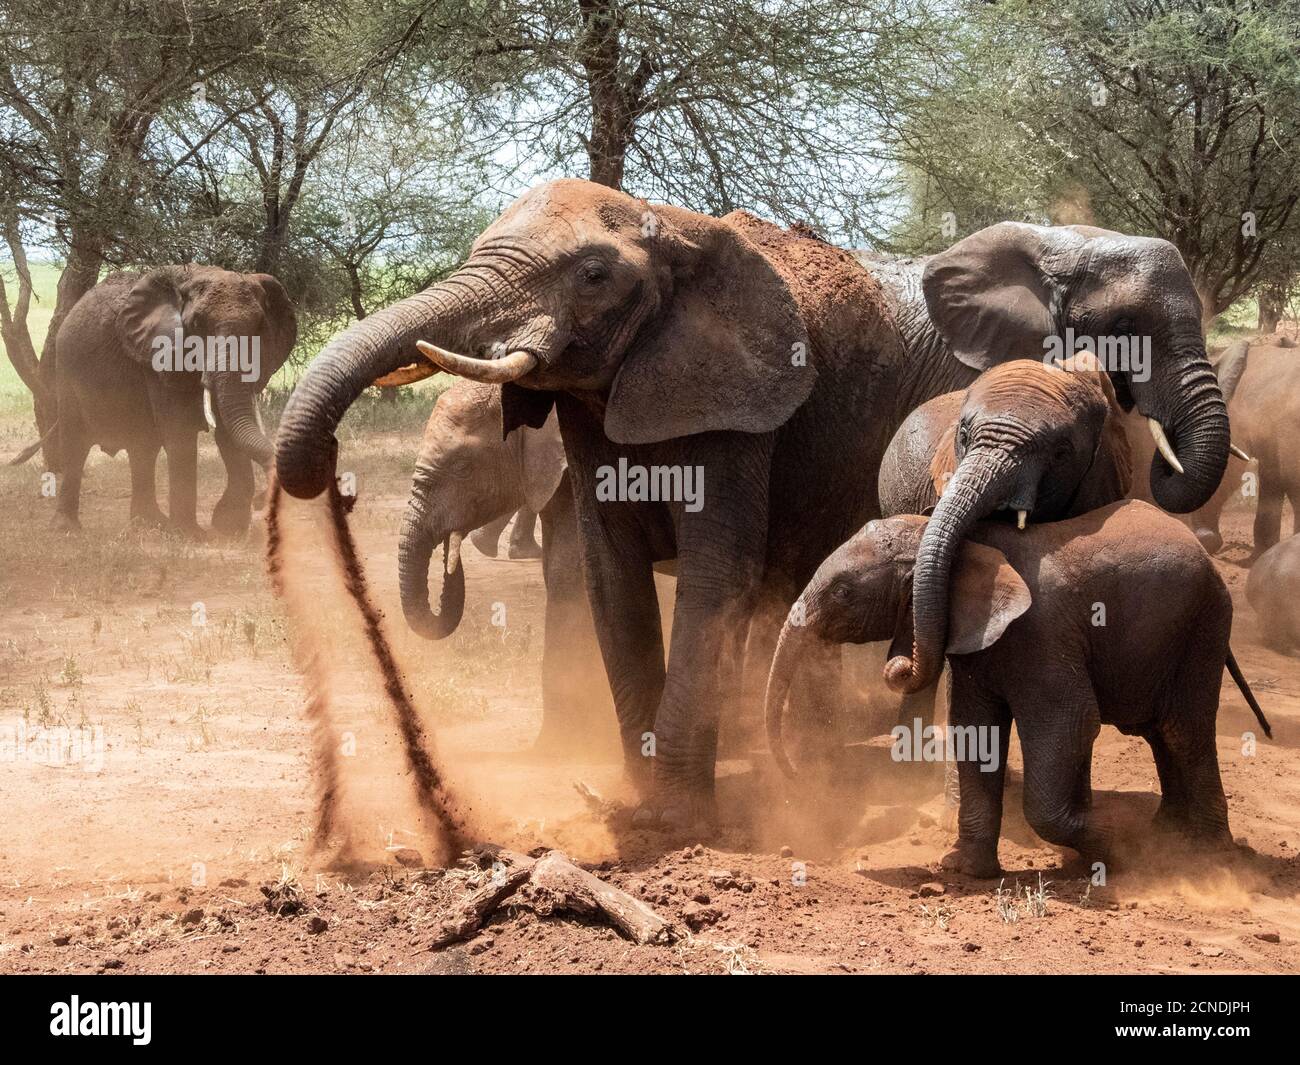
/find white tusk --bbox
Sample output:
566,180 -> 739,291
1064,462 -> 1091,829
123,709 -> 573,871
1017,510 -> 1028,530
415,340 -> 537,384
1147,418 -> 1185,475
202,387 -> 217,430
253,395 -> 266,435
446,531 -> 463,575
1229,444 -> 1252,463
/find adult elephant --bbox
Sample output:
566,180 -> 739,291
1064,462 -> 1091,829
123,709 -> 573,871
45,266 -> 296,536
398,377 -> 614,754
275,180 -> 1228,826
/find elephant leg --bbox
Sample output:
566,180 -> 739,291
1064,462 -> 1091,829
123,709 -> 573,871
54,419 -> 92,532
1147,730 -> 1190,830
1015,682 -> 1106,866
128,445 -> 166,527
211,421 -> 256,537
532,485 -> 616,757
578,527 -> 665,797
941,671 -> 1009,878
1252,461 -> 1284,558
161,429 -> 201,537
1157,649 -> 1232,846
506,507 -> 542,559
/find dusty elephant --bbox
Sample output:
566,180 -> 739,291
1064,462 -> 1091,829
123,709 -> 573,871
275,181 -> 1230,827
767,501 -> 1270,877
1125,340 -> 1299,557
42,266 -> 296,536
398,378 -> 615,754
1247,533 -> 1300,655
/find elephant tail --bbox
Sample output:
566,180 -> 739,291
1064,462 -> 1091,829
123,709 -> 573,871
1226,646 -> 1272,740
7,419 -> 58,466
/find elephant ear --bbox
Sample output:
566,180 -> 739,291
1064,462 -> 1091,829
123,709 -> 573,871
1059,353 -> 1134,510
1213,340 -> 1250,403
512,409 -> 567,512
250,273 -> 298,375
118,270 -> 184,366
604,208 -> 814,444
946,540 -> 1031,654
922,222 -> 1063,371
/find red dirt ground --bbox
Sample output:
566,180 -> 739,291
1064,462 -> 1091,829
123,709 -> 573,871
0,428 -> 1296,975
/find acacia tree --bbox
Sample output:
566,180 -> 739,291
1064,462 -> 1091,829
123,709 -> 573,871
405,0 -> 925,238
888,0 -> 1300,325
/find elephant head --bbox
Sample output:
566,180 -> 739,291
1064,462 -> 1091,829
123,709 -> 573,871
922,222 -> 1228,516
119,266 -> 297,466
399,379 -> 565,639
888,355 -> 1130,693
766,516 -> 1030,776
274,179 -> 812,501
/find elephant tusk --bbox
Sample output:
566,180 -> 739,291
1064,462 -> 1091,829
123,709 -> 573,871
253,395 -> 266,435
446,531 -> 464,575
1017,509 -> 1028,530
415,340 -> 537,384
1229,443 -> 1252,463
202,387 -> 217,431
373,361 -> 439,387
1147,418 -> 1185,475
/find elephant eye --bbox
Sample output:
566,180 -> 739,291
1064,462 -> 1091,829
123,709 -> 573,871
577,259 -> 610,286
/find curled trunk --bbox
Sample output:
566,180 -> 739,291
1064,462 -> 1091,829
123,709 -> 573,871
212,374 -> 273,467
886,452 -> 1016,695
398,499 -> 465,640
764,615 -> 810,778
1143,350 -> 1230,514
275,285 -> 473,499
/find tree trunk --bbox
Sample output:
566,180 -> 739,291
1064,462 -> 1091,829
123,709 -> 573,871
1258,288 -> 1285,334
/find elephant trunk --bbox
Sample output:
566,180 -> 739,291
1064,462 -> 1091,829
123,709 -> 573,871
211,374 -> 273,468
397,494 -> 465,640
764,610 -> 812,778
1143,341 -> 1230,514
275,284 -> 476,499
886,451 -> 1017,694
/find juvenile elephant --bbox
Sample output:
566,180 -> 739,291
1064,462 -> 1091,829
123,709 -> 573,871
1246,534 -> 1300,655
276,180 -> 1229,826
398,378 -> 613,752
1126,340 -> 1298,557
879,355 -> 1132,523
46,266 -> 296,535
767,501 -> 1271,877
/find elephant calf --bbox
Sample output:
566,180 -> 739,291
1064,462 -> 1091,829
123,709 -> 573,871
767,499 -> 1270,877
1247,533 -> 1300,655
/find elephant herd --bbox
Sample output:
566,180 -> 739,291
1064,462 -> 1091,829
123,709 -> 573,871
28,178 -> 1298,876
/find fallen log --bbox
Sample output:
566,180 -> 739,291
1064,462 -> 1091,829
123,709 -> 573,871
527,851 -> 676,945
430,848 -> 676,949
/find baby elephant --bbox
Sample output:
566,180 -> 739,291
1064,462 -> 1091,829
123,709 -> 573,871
766,500 -> 1270,877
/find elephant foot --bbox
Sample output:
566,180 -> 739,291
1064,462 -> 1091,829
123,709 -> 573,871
210,501 -> 252,539
52,512 -> 82,535
941,842 -> 1002,879
506,539 -> 542,560
129,508 -> 168,531
632,779 -> 718,836
168,520 -> 209,542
